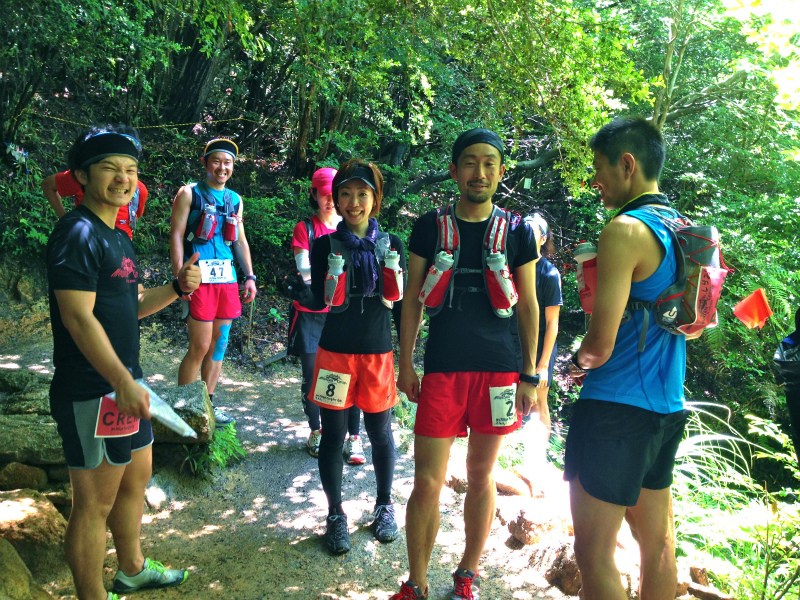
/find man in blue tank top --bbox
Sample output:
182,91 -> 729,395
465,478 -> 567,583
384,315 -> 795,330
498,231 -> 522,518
169,139 -> 258,425
566,118 -> 696,600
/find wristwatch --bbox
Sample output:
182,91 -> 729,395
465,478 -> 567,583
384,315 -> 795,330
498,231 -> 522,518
245,275 -> 257,281
172,278 -> 190,297
519,373 -> 540,386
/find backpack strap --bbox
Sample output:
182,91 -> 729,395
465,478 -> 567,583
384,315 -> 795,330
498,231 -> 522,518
128,186 -> 141,230
304,217 -> 315,254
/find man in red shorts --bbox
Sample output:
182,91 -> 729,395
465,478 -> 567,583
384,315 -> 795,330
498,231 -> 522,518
169,139 -> 258,424
42,167 -> 148,240
393,128 -> 543,599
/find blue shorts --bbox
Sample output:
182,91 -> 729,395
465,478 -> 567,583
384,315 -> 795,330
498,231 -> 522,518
50,396 -> 154,469
563,398 -> 687,506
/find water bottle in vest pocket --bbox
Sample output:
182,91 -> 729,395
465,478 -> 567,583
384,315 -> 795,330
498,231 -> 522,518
324,253 -> 347,307
381,249 -> 404,302
485,251 -> 518,310
195,204 -> 218,242
223,215 -> 239,246
418,251 -> 454,307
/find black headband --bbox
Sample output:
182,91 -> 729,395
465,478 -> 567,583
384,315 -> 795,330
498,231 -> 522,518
203,139 -> 238,160
334,165 -> 377,195
451,128 -> 505,165
75,133 -> 140,170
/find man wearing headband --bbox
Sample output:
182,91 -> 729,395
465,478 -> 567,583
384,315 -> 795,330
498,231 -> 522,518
42,163 -> 149,240
393,128 -> 541,599
566,118 -> 688,600
170,138 -> 258,425
47,125 -> 198,600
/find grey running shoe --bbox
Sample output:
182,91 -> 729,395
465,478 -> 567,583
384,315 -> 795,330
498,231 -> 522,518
372,503 -> 399,542
112,558 -> 188,593
214,406 -> 235,425
451,568 -> 480,599
325,514 -> 351,554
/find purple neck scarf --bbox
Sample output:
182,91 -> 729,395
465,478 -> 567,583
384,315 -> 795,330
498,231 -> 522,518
337,218 -> 379,297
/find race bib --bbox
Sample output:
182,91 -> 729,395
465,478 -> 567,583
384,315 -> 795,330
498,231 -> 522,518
95,395 -> 140,438
489,384 -> 517,428
199,259 -> 235,284
313,369 -> 352,408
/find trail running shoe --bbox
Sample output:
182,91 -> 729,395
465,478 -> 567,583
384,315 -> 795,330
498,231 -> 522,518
372,503 -> 399,542
325,514 -> 351,555
112,558 -> 188,593
451,568 -> 480,599
344,434 -> 366,465
213,406 -> 235,425
390,581 -> 428,599
307,429 -> 322,457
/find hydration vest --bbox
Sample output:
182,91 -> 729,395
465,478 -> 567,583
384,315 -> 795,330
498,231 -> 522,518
184,182 -> 238,243
327,232 -> 392,313
425,204 -> 522,319
619,194 -> 731,351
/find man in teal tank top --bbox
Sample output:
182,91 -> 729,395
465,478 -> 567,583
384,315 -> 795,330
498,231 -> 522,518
169,139 -> 258,424
566,118 -> 698,600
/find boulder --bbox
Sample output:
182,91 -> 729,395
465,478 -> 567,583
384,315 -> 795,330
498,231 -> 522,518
2,387 -> 51,416
0,489 -> 68,584
0,415 -> 66,465
46,466 -> 70,483
0,537 -> 52,600
0,463 -> 48,491
150,381 -> 214,444
0,416 -> 65,465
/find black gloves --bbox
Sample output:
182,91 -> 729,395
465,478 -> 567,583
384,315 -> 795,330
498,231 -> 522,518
288,275 -> 314,308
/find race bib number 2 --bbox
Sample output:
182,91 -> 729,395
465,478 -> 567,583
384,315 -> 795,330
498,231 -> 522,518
313,369 -> 352,408
489,384 -> 517,427
199,259 -> 235,284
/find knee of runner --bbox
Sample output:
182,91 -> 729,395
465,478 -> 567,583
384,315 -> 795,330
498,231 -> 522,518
212,323 -> 232,361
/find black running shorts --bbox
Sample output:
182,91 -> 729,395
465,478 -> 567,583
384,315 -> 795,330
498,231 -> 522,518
50,396 -> 154,470
563,398 -> 688,507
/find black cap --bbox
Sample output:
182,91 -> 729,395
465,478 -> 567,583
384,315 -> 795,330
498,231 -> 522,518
203,138 -> 238,160
451,128 -> 504,165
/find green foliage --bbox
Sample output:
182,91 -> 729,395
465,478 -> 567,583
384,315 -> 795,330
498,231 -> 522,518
392,393 -> 418,431
181,423 -> 245,477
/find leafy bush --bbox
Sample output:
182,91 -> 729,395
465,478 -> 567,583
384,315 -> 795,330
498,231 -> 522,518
181,423 -> 245,477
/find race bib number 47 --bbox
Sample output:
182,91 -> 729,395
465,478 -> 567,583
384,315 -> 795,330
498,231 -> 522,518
313,369 -> 352,408
95,395 -> 140,438
199,259 -> 235,284
489,384 -> 517,428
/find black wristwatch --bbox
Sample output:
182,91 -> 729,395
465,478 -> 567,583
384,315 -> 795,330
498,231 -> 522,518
519,373 -> 540,386
245,275 -> 257,281
172,278 -> 190,297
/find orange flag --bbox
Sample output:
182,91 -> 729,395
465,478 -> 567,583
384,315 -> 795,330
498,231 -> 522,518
733,288 -> 773,329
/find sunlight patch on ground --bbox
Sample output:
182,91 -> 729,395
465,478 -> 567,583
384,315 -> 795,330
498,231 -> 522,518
146,373 -> 166,382
0,497 -> 38,522
0,361 -> 21,369
219,376 -> 254,388
189,524 -> 221,539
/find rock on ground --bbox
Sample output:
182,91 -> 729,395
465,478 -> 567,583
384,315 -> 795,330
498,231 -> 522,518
0,415 -> 64,465
0,462 -> 48,491
0,537 -> 52,600
0,489 -> 69,584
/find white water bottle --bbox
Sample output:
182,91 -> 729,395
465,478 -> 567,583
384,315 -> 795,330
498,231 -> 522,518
382,249 -> 403,303
418,250 -> 454,307
486,251 -> 518,310
324,253 -> 346,306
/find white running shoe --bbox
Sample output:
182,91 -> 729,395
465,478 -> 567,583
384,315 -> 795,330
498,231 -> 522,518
307,429 -> 322,457
344,434 -> 366,465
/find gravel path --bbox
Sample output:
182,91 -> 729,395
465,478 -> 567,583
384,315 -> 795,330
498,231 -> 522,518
9,319 -> 572,600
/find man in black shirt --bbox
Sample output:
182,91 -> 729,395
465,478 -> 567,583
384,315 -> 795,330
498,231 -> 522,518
47,126 -> 200,600
393,129 -> 541,599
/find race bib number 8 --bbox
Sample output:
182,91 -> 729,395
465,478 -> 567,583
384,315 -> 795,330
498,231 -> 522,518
199,259 -> 235,284
313,369 -> 352,408
489,384 -> 517,428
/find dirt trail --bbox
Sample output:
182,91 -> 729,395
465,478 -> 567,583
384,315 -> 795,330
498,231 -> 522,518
4,314 -> 570,600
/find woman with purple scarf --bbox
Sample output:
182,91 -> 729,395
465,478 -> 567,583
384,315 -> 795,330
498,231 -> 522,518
304,158 -> 406,555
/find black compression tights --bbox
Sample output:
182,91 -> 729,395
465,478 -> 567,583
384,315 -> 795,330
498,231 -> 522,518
300,352 -> 360,434
318,406 -> 395,512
